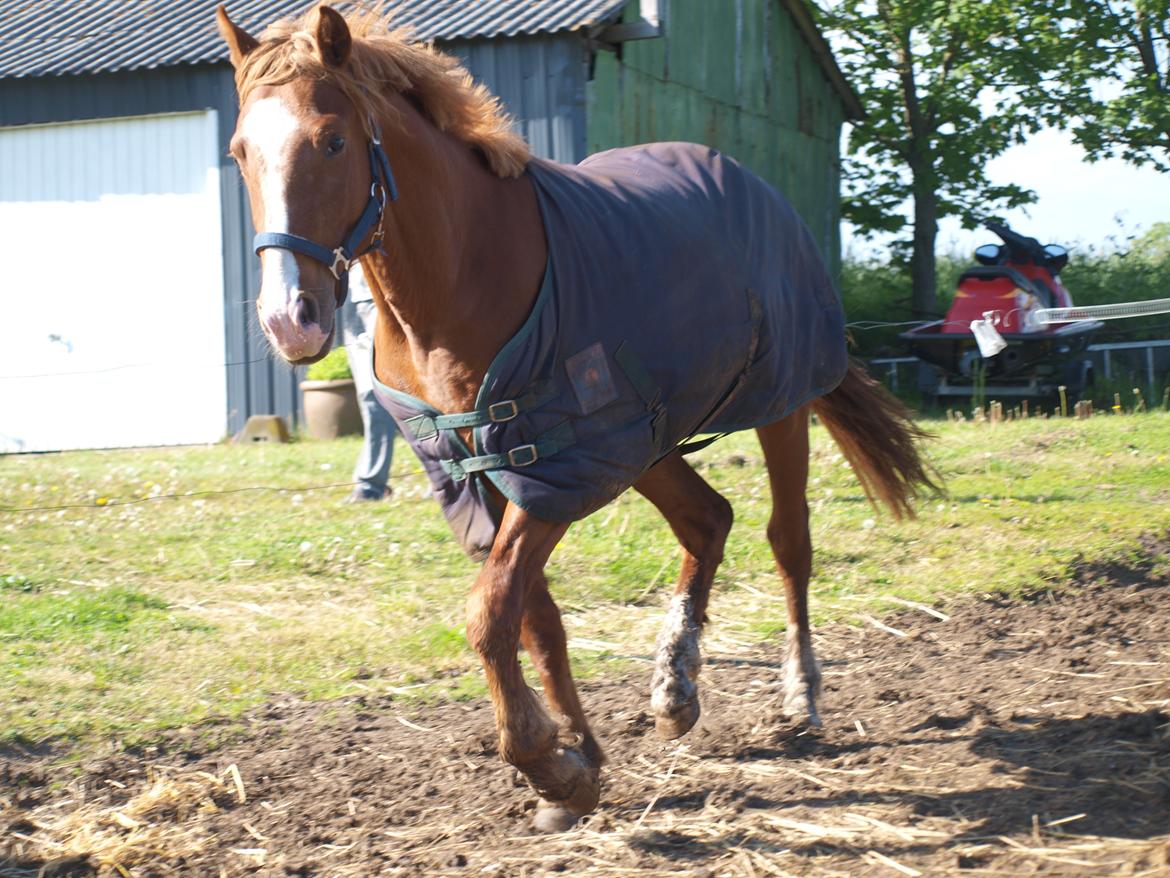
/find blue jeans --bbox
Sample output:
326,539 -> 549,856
342,300 -> 396,497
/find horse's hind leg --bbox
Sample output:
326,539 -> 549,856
465,504 -> 599,830
634,451 -> 734,739
756,408 -> 821,726
520,574 -> 604,831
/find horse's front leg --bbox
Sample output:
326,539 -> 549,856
465,503 -> 600,829
520,574 -> 604,830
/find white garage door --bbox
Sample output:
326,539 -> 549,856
0,111 -> 226,453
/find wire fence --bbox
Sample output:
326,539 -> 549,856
0,466 -> 431,515
6,321 -> 1168,516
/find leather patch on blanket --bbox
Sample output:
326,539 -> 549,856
565,342 -> 618,415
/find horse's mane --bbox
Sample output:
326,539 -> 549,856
233,6 -> 531,178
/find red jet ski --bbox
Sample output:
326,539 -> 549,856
901,221 -> 1101,400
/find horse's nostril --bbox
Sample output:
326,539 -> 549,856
294,295 -> 319,329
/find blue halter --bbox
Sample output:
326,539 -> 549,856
253,115 -> 399,306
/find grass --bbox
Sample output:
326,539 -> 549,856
2,412 -> 1169,749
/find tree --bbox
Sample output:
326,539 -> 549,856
1050,1 -> 1170,171
818,0 -> 1071,317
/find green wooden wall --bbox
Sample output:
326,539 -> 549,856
587,0 -> 847,280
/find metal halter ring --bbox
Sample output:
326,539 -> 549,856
371,184 -> 387,246
330,247 -> 352,280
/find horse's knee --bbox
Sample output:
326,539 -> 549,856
465,561 -> 521,664
466,595 -> 508,667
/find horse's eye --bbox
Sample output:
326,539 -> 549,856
325,136 -> 346,157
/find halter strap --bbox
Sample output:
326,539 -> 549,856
253,115 -> 398,306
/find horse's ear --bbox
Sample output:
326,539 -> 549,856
314,6 -> 352,68
216,5 -> 258,68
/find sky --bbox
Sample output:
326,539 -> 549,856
842,125 -> 1170,260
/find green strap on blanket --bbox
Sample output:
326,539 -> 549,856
404,381 -> 556,440
614,341 -> 669,447
440,421 -> 575,482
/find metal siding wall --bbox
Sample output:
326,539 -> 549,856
443,34 -> 588,164
587,0 -> 847,282
0,65 -> 302,436
0,34 -> 588,439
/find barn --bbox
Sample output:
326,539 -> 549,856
0,0 -> 860,453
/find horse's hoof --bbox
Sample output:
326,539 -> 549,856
782,690 -> 822,728
556,760 -> 601,816
655,695 -> 700,739
533,799 -> 582,833
520,746 -> 601,816
530,760 -> 600,833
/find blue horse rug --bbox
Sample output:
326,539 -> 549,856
373,142 -> 847,560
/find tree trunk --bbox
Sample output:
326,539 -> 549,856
888,15 -> 939,319
909,168 -> 939,318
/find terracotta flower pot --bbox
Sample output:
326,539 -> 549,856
300,379 -> 362,440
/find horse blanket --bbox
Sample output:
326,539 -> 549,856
373,142 -> 847,560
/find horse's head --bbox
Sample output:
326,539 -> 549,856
218,5 -> 376,365
218,3 -> 533,364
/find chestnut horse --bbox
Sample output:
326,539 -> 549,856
217,4 -> 937,832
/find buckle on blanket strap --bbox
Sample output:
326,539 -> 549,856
507,444 -> 538,466
402,382 -> 555,441
440,422 -> 574,482
488,400 -> 520,422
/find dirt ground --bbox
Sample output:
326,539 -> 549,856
3,536 -> 1169,878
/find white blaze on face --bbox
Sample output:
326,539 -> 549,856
242,96 -> 308,338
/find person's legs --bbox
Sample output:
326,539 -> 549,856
344,300 -> 396,500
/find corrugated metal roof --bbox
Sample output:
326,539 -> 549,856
0,0 -> 627,80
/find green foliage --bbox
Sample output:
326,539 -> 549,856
842,252 -> 965,357
1059,223 -> 1170,342
305,346 -> 352,381
1036,0 -> 1170,170
818,0 -> 1165,316
1067,225 -> 1170,407
817,0 -> 1073,312
1086,371 -> 1169,412
823,8 -> 1062,221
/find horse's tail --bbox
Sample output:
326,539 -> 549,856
810,360 -> 941,519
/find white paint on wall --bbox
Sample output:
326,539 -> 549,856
0,111 -> 226,453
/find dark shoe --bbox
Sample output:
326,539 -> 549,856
345,485 -> 390,503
